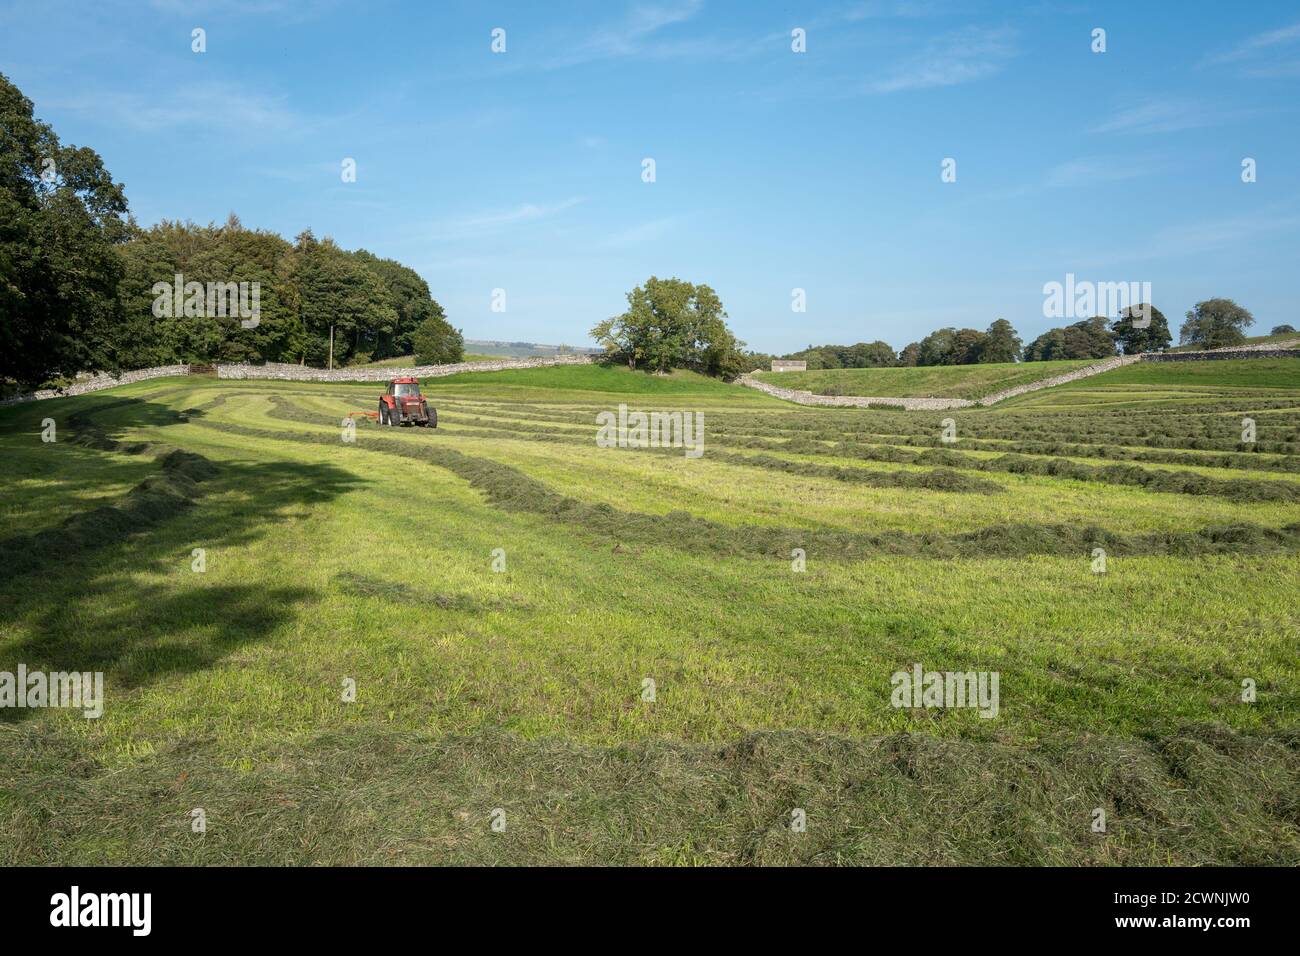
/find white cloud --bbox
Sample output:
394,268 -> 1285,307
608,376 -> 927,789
842,0 -> 944,20
51,82 -> 302,135
147,0 -> 341,19
426,198 -> 586,241
546,1 -> 703,67
605,216 -> 681,246
866,26 -> 1016,94
1089,98 -> 1258,135
1044,157 -> 1160,188
1075,210 -> 1300,267
1204,20 -> 1300,65
1147,212 -> 1300,258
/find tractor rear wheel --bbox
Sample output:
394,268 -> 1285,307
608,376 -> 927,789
377,402 -> 387,425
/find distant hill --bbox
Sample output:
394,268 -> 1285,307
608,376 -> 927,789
465,339 -> 601,359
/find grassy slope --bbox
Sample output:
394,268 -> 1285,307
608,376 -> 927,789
353,353 -> 496,366
1167,330 -> 1300,353
425,363 -> 766,398
1005,357 -> 1300,409
0,362 -> 1297,864
752,360 -> 1094,400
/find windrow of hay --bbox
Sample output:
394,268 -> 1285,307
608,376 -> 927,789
1,723 -> 1295,865
707,426 -> 1300,473
187,416 -> 1300,560
345,401 -> 1300,503
0,405 -> 220,578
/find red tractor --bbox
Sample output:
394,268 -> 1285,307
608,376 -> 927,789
378,377 -> 437,428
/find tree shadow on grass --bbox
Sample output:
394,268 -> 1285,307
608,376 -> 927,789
0,444 -> 367,721
5,580 -> 316,697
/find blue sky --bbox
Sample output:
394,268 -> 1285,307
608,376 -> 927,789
2,0 -> 1298,352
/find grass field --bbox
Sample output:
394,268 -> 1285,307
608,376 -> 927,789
353,353 -> 497,366
1167,330 -> 1300,353
1006,357 -> 1300,409
752,359 -> 1095,399
1,359 -> 1298,864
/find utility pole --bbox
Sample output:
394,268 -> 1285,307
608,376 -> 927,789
328,324 -> 335,370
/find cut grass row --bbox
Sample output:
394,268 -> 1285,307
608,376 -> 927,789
749,357 -> 1299,404
3,723 -> 1295,865
8,383 -> 1296,747
751,360 -> 1096,400
1,367 -> 1296,866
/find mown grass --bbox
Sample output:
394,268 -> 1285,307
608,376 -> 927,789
752,360 -> 1094,399
355,353 -> 497,366
1007,357 -> 1300,410
1053,357 -> 1300,391
0,362 -> 1297,865
1167,330 -> 1300,352
429,362 -> 771,399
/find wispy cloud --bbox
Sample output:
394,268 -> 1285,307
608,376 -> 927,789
546,1 -> 707,68
427,198 -> 586,241
51,81 -> 302,135
1044,157 -> 1161,188
147,0 -> 342,20
841,0 -> 946,20
1075,209 -> 1300,268
865,26 -> 1016,94
951,154 -> 1162,207
1204,20 -> 1300,66
1147,212 -> 1300,258
604,216 -> 682,246
1089,97 -> 1258,135
462,198 -> 586,228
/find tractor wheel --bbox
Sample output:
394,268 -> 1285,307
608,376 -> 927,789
388,404 -> 401,427
428,408 -> 438,429
377,402 -> 387,426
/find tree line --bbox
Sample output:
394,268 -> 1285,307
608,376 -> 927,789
117,218 -> 462,370
1,72 -> 460,392
753,299 -> 1270,371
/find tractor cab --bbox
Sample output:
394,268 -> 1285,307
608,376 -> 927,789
378,377 -> 437,428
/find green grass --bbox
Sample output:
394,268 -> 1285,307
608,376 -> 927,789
753,360 -> 1095,399
425,362 -> 767,398
1007,357 -> 1300,409
355,353 -> 498,366
465,340 -> 595,359
1167,330 -> 1300,352
0,361 -> 1297,865
1069,357 -> 1300,390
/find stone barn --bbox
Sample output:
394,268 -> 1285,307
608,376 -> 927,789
770,360 -> 807,372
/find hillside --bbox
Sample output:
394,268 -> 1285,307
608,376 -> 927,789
465,340 -> 600,359
1005,357 -> 1300,409
752,359 -> 1095,400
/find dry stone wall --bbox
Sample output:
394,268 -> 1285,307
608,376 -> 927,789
1144,346 -> 1300,362
216,353 -> 599,382
0,365 -> 191,406
736,374 -> 975,410
974,355 -> 1141,406
5,339 -> 1295,408
738,340 -> 1298,410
